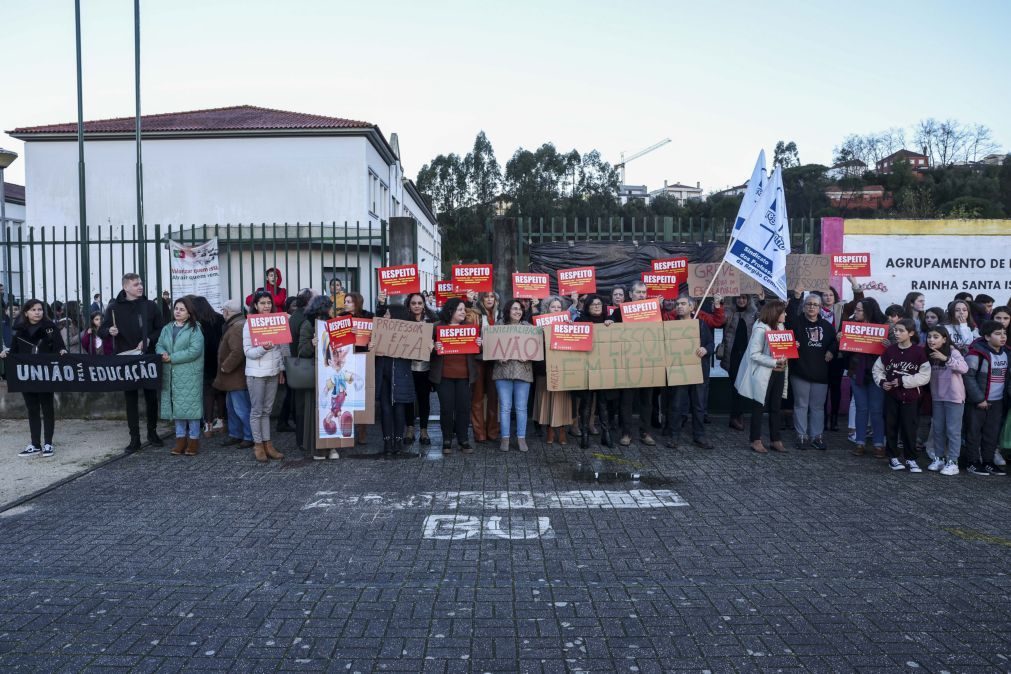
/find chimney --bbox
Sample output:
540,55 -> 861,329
696,181 -> 700,189
921,145 -> 927,157
664,180 -> 668,189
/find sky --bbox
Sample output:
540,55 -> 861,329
1,0 -> 1009,196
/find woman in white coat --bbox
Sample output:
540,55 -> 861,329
242,290 -> 286,463
735,299 -> 789,454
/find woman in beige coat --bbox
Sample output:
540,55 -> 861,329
735,300 -> 789,454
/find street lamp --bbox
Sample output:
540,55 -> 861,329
0,147 -> 18,309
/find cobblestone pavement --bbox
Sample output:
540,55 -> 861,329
1,419 -> 1010,673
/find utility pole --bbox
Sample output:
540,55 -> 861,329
75,0 -> 91,306
134,0 -> 146,279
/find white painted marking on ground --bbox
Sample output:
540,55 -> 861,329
423,514 -> 554,540
303,489 -> 688,511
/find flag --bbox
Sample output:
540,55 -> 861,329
731,151 -> 767,234
723,166 -> 790,299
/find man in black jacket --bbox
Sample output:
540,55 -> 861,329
100,273 -> 165,452
666,296 -> 716,450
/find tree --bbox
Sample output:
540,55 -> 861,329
781,164 -> 829,218
462,131 -> 501,207
1000,155 -> 1011,214
773,140 -> 800,168
416,153 -> 467,213
897,185 -> 934,218
962,124 -> 1000,164
504,143 -> 571,215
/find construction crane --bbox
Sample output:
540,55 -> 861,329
616,138 -> 672,185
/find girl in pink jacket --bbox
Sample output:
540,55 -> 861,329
926,325 -> 969,476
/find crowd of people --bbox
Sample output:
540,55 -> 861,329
2,267 -> 1009,477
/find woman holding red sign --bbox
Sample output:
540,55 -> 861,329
786,292 -> 838,450
533,296 -> 575,446
493,300 -> 535,453
735,300 -> 789,454
242,291 -> 285,463
470,292 -> 501,443
846,298 -> 888,458
399,292 -> 438,447
340,292 -> 375,444
374,293 -> 418,456
575,294 -> 618,449
431,298 -> 482,454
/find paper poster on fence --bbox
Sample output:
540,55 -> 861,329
169,238 -> 223,309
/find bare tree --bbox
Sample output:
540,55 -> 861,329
962,124 -> 1000,163
913,118 -> 940,165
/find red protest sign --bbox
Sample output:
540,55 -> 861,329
651,256 -> 688,277
512,273 -> 550,299
247,312 -> 292,347
549,322 -> 593,352
436,324 -> 480,355
557,267 -> 596,295
352,317 -> 373,348
378,264 -> 420,295
839,321 -> 888,355
620,298 -> 662,323
435,281 -> 466,307
452,264 -> 493,293
326,316 -> 354,351
831,253 -> 872,277
641,272 -> 683,299
533,311 -> 572,327
766,330 -> 799,359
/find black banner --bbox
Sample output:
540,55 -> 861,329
6,354 -> 163,393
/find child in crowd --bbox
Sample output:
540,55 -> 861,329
925,326 -> 968,475
963,320 -> 1009,476
873,318 -> 930,472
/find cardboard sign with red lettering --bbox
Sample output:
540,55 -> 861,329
326,315 -> 355,351
436,325 -> 480,355
549,322 -> 594,352
619,298 -> 662,323
378,264 -> 420,295
831,253 -> 872,277
839,321 -> 888,355
641,272 -> 683,299
533,311 -> 572,327
512,273 -> 550,299
247,312 -> 292,347
557,266 -> 597,295
766,330 -> 799,359
352,317 -> 373,348
651,256 -> 688,278
435,281 -> 466,307
452,264 -> 493,293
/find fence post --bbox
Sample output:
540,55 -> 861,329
491,216 -> 517,302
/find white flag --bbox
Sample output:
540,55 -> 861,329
731,150 -> 767,235
723,166 -> 791,299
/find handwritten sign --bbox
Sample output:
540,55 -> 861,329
557,266 -> 596,295
533,311 -> 571,327
370,317 -> 434,361
787,254 -> 832,293
483,325 -> 544,361
378,264 -> 420,295
511,273 -> 550,299
437,325 -> 480,355
831,253 -> 872,278
839,321 -> 888,355
247,312 -> 291,347
352,317 -> 373,348
452,264 -> 493,293
325,315 -> 354,350
619,297 -> 662,323
687,263 -> 741,298
766,330 -> 799,359
549,322 -> 593,352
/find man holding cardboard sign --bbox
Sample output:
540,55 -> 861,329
665,296 -> 715,450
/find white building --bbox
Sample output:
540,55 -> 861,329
618,184 -> 648,205
8,105 -> 440,305
2,182 -> 25,226
648,180 -> 703,205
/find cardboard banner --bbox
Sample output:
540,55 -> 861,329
436,325 -> 480,355
482,325 -> 544,361
169,238 -> 223,310
641,272 -> 683,299
651,256 -> 688,278
664,321 -> 707,387
557,266 -> 597,295
247,312 -> 292,347
839,321 -> 888,355
452,264 -> 493,293
619,297 -> 662,323
378,264 -> 421,295
511,273 -> 550,299
831,253 -> 871,278
326,315 -> 354,350
6,353 -> 162,393
352,317 -> 373,348
533,311 -> 572,327
314,320 -> 373,449
548,322 -> 593,352
786,254 -> 832,293
370,317 -> 434,361
687,263 -> 741,298
766,330 -> 799,359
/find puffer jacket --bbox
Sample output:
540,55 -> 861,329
156,322 -> 205,420
11,318 -> 66,355
242,319 -> 284,378
735,321 -> 788,404
212,314 -> 247,391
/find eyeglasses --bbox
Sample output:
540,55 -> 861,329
804,303 -> 821,307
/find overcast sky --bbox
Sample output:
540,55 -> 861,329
2,0 -> 1008,195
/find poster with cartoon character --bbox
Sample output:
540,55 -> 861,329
315,320 -> 367,441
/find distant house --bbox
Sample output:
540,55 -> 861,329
978,153 -> 1008,166
648,180 -> 703,205
618,184 -> 648,205
2,181 -> 25,225
824,184 -> 893,210
876,149 -> 930,174
710,182 -> 749,199
827,159 -> 868,180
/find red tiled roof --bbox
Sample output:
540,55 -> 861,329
2,182 -> 25,204
10,105 -> 375,136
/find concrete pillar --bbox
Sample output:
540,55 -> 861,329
387,217 -> 418,306
491,216 -> 517,301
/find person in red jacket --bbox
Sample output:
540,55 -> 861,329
245,267 -> 287,310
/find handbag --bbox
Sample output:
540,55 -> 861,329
283,355 -> 314,390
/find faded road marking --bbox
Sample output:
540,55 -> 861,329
944,527 -> 1011,548
303,489 -> 689,511
423,514 -> 554,540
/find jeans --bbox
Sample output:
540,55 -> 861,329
226,389 -> 254,441
124,388 -> 159,440
174,419 -> 201,439
437,378 -> 472,444
22,392 -> 55,447
669,384 -> 706,442
247,375 -> 279,443
495,379 -> 531,439
931,400 -> 964,461
884,396 -> 918,462
850,378 -> 885,448
964,400 -> 1005,467
750,370 -> 784,443
790,376 -> 828,439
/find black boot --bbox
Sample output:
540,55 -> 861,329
383,436 -> 394,456
124,436 -> 142,453
600,428 -> 614,448
579,431 -> 589,449
146,430 -> 164,448
393,437 -> 403,455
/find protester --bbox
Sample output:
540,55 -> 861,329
245,267 -> 287,310
188,295 -> 226,437
972,294 -> 995,325
243,290 -> 285,463
57,301 -> 82,353
925,325 -> 968,475
2,299 -> 67,457
943,299 -> 978,355
665,296 -> 715,450
374,293 -> 417,456
90,293 -> 102,316
786,291 -> 838,450
735,299 -> 788,453
873,318 -> 930,472
610,286 -> 625,310
157,290 -> 173,325
155,296 -> 205,456
80,311 -> 114,355
902,292 -> 927,335
720,294 -> 759,431
922,306 -> 945,344
574,294 -> 617,448
846,298 -> 888,458
298,295 -> 335,460
470,291 -> 500,443
533,295 -> 574,445
611,281 -> 659,447
341,291 -> 374,443
492,299 -> 534,453
824,279 -> 863,431
403,291 -> 437,446
101,273 -> 165,452
431,298 -> 481,454
329,278 -> 346,313
963,320 -> 1009,476
213,299 -> 254,449
286,288 -> 313,445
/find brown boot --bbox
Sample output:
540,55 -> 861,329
558,427 -> 568,446
546,427 -> 555,445
171,437 -> 187,455
253,442 -> 267,463
873,445 -> 886,459
264,440 -> 285,460
185,438 -> 199,456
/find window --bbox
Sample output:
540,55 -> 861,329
369,172 -> 379,216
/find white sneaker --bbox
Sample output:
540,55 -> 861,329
940,460 -> 960,476
18,444 -> 41,457
328,449 -> 340,460
211,418 -> 225,432
906,460 -> 922,473
927,458 -> 944,472
42,444 -> 54,457
995,449 -> 1006,467
889,458 -> 905,471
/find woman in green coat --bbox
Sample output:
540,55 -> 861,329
156,296 -> 206,456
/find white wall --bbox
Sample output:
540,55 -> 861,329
402,188 -> 441,289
